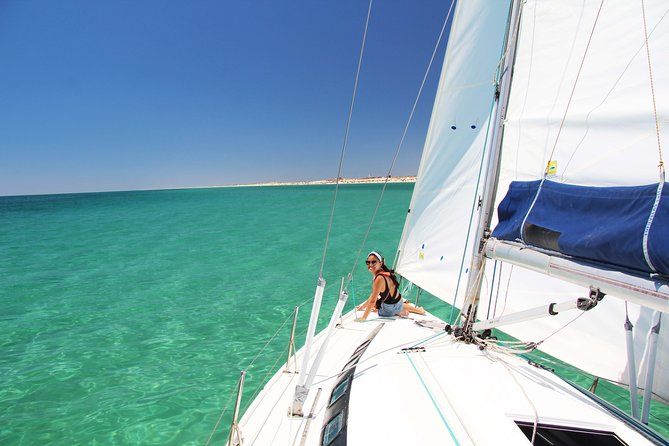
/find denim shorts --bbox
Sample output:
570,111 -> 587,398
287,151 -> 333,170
378,299 -> 404,317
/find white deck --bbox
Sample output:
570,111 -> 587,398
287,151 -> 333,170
236,309 -> 655,445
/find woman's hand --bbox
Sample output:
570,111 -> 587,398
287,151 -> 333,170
356,304 -> 376,312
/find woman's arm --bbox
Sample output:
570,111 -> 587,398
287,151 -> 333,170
358,276 -> 384,321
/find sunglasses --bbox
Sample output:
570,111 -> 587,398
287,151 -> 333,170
365,260 -> 378,265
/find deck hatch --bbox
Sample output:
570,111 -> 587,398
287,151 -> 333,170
328,378 -> 350,407
515,421 -> 628,446
320,323 -> 384,446
322,411 -> 345,446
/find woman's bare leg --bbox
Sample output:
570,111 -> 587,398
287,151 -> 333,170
404,303 -> 426,315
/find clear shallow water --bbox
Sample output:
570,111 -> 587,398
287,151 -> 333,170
0,184 -> 666,444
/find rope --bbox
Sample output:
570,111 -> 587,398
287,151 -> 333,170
475,302 -> 589,357
408,331 -> 447,349
204,297 -> 314,444
546,0 -> 605,173
245,312 -> 296,372
417,354 -> 475,444
641,0 -> 665,177
496,356 -> 539,444
640,0 -> 666,272
561,6 -> 669,180
519,0 -> 604,243
319,0 -> 373,278
204,389 -> 238,446
345,0 -> 455,287
404,352 -> 460,445
453,258 -> 486,324
246,334 -> 296,414
310,330 -> 444,386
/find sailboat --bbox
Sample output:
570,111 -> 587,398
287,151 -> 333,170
219,0 -> 669,444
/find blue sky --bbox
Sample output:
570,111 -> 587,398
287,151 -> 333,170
0,1 -> 452,196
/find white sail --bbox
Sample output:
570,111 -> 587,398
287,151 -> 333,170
479,0 -> 669,401
499,0 -> 668,188
395,0 -> 511,303
238,3 -> 669,444
476,264 -> 668,401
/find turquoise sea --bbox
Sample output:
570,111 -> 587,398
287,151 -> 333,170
1,184 -> 667,445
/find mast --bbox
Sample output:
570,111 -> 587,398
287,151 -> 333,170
461,0 -> 522,329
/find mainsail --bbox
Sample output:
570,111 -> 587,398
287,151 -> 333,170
484,0 -> 668,402
399,0 -> 669,402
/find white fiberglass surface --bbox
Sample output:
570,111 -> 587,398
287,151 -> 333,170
238,310 -> 654,445
346,315 -> 653,445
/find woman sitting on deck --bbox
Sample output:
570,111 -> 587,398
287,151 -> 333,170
356,251 -> 425,321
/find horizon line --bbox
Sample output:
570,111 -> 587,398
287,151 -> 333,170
0,175 -> 417,198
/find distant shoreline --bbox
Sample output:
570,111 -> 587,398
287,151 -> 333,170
0,176 -> 417,197
228,176 -> 416,188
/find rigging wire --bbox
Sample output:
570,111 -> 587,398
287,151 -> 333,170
535,311 -> 587,345
545,0 -> 605,172
485,260 -> 498,320
204,386 -> 238,446
447,96 -> 499,324
495,355 -> 539,444
418,354 -> 475,444
491,262 -> 504,318
244,323 -> 310,419
204,296 -> 315,444
345,0 -> 456,289
479,309 -> 587,356
319,0 -> 373,278
561,6 -> 669,180
496,264 -> 514,319
518,0 -> 604,243
513,0 -> 538,180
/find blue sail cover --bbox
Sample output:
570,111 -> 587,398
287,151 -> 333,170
492,180 -> 669,277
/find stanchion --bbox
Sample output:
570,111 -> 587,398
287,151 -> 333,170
284,306 -> 299,373
227,370 -> 246,446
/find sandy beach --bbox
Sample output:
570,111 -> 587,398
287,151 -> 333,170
230,176 -> 416,187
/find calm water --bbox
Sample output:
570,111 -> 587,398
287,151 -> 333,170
1,184 -> 667,444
